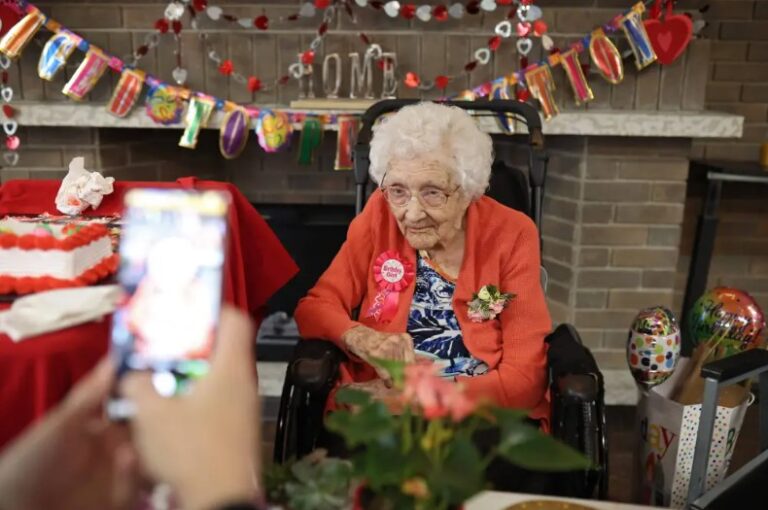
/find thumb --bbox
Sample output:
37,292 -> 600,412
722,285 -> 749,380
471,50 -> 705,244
210,306 -> 255,382
119,372 -> 167,414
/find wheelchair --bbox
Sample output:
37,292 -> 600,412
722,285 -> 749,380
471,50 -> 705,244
273,99 -> 609,500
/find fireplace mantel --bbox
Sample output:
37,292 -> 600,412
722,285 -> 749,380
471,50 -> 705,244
18,102 -> 744,139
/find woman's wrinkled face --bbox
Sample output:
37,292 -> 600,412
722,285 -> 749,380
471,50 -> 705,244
383,157 -> 470,251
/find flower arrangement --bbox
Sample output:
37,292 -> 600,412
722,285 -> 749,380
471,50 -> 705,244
467,284 -> 514,322
267,359 -> 590,510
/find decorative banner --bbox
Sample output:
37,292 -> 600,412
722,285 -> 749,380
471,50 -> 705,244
559,49 -> 594,105
525,65 -> 558,120
179,97 -> 215,149
0,9 -> 43,59
38,32 -> 78,81
107,68 -> 145,118
297,117 -> 323,165
145,83 -> 184,125
589,29 -> 624,84
621,6 -> 657,70
489,79 -> 516,133
62,47 -> 109,100
219,107 -> 250,159
335,115 -> 359,171
255,110 -> 292,153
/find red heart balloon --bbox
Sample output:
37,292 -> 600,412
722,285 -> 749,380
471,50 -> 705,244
643,14 -> 693,65
404,72 -> 420,88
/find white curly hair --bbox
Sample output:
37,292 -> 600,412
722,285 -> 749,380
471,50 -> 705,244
369,102 -> 494,200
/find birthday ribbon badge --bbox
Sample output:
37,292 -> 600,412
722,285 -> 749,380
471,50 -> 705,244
365,250 -> 414,323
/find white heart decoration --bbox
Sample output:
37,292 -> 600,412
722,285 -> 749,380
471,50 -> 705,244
0,55 -> 11,70
288,63 -> 304,79
3,152 -> 19,166
237,18 -> 252,28
541,34 -> 554,51
495,20 -> 512,38
299,2 -> 316,17
474,48 -> 491,65
480,0 -> 496,12
3,120 -> 17,136
693,19 -> 706,34
416,5 -> 432,22
448,3 -> 464,18
172,67 -> 188,85
366,44 -> 383,60
164,2 -> 185,21
516,37 -> 533,56
523,5 -> 543,21
1,87 -> 13,103
384,1 -> 401,17
355,0 -> 368,6
206,5 -> 223,20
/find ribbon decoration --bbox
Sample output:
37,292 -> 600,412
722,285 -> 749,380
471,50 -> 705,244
334,115 -> 360,171
179,97 -> 215,149
63,47 -> 109,100
525,65 -> 558,120
0,9 -> 43,59
107,68 -> 145,117
621,8 -> 657,70
38,32 -> 78,81
219,107 -> 250,159
366,251 -> 415,324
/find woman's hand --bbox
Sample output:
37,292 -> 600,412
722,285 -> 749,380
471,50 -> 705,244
342,379 -> 405,415
120,306 -> 261,510
342,325 -> 415,382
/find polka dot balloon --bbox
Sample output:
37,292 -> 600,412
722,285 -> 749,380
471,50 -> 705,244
627,306 -> 681,388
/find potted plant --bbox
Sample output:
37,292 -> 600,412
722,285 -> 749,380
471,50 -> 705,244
267,359 -> 590,510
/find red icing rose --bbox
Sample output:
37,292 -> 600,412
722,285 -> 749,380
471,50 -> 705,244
18,235 -> 37,250
0,276 -> 13,294
61,237 -> 77,251
16,277 -> 35,295
35,236 -> 56,250
0,234 -> 16,248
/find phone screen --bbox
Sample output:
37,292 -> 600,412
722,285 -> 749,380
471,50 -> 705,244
110,189 -> 230,395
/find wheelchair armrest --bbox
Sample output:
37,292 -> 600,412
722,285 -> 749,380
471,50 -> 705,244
701,349 -> 768,383
555,373 -> 599,403
546,323 -> 600,378
289,340 -> 348,393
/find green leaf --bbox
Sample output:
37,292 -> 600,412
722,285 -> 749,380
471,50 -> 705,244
334,387 -> 373,406
496,422 -> 592,472
368,357 -> 406,387
325,401 -> 395,447
427,435 -> 485,505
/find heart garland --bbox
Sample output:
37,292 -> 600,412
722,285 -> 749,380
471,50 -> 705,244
0,49 -> 18,166
643,0 -> 692,65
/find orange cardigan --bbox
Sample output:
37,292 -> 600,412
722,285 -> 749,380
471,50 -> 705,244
295,190 -> 551,424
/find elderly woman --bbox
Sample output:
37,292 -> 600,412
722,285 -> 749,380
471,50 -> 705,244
294,102 -> 551,425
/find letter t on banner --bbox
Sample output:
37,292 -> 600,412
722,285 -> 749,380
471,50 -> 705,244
621,6 -> 657,70
525,65 -> 559,120
559,49 -> 594,105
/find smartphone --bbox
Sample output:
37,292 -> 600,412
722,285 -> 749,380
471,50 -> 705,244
108,189 -> 230,418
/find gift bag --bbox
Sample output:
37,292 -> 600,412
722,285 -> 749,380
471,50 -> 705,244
636,359 -> 751,508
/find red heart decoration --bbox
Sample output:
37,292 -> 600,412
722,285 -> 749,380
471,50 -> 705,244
301,51 -> 315,65
643,14 -> 693,65
515,89 -> 530,102
254,15 -> 269,30
435,75 -> 450,89
154,19 -> 170,33
400,4 -> 416,19
3,105 -> 14,118
315,0 -> 331,8
533,20 -> 547,36
433,4 -> 448,21
488,36 -> 502,51
193,0 -> 208,11
0,1 -> 22,38
5,135 -> 19,150
404,72 -> 420,88
247,76 -> 262,93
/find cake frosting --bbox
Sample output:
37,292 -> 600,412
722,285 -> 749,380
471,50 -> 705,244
0,218 -> 117,294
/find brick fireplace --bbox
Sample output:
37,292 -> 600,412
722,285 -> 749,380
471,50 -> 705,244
5,1 -> 766,398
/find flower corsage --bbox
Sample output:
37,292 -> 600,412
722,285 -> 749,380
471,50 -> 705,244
467,284 -> 514,323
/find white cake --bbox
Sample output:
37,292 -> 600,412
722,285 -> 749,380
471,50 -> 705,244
0,218 -> 117,294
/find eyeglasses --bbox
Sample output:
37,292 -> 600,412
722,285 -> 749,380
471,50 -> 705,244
381,184 -> 460,209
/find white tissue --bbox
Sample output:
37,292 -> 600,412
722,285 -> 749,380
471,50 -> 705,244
55,157 -> 115,216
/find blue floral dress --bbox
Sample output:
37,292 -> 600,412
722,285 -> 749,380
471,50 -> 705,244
407,255 -> 488,378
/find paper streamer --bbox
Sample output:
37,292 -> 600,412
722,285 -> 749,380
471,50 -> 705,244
256,110 -> 292,153
107,68 -> 145,118
559,49 -> 594,105
38,32 -> 77,81
219,107 -> 250,159
145,84 -> 184,125
179,97 -> 215,149
489,79 -> 516,133
589,30 -> 624,84
298,117 -> 323,165
0,10 -> 44,59
335,115 -> 359,171
525,65 -> 559,120
63,47 -> 109,100
621,8 -> 657,70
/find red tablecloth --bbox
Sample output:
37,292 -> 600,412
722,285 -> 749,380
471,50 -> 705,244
0,178 -> 298,450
